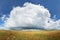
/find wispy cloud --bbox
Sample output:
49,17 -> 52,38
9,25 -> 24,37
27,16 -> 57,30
0,2 -> 60,30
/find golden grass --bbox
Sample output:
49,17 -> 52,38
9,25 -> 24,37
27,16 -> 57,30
0,30 -> 60,40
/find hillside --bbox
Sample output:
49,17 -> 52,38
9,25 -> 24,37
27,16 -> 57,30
0,30 -> 60,40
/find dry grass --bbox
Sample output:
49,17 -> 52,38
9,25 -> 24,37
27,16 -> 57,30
0,30 -> 60,40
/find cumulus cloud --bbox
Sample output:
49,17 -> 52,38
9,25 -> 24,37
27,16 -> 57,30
1,2 -> 60,30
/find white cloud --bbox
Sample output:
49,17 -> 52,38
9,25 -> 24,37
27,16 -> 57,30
0,26 -> 9,30
1,2 -> 60,30
1,15 -> 8,23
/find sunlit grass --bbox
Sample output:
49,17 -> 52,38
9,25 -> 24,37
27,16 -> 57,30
0,30 -> 60,40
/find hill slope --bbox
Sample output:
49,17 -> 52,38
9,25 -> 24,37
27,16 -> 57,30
0,30 -> 60,40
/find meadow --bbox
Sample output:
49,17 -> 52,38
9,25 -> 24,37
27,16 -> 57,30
0,30 -> 60,40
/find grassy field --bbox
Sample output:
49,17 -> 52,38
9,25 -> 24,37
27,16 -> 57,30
0,30 -> 60,40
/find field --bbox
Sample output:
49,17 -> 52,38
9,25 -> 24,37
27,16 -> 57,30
0,30 -> 60,40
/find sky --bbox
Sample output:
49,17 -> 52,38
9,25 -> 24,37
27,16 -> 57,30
0,0 -> 60,30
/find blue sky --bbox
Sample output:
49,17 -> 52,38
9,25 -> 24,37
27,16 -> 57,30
0,0 -> 60,30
